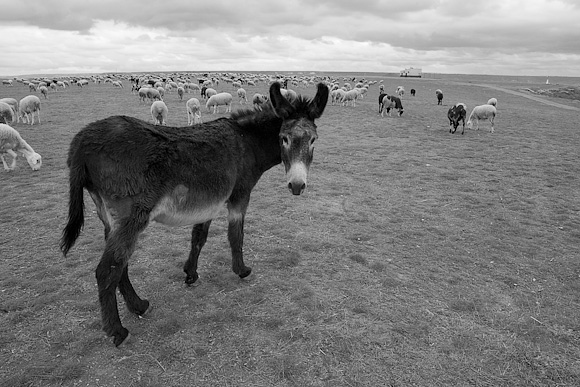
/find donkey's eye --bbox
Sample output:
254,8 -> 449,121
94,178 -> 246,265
281,136 -> 290,146
309,137 -> 316,146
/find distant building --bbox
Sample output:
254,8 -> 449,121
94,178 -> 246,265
400,67 -> 422,78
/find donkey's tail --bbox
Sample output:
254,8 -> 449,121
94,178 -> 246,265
60,164 -> 87,256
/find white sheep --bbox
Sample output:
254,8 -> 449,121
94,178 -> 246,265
0,123 -> 42,171
112,80 -> 123,88
150,100 -> 168,125
340,89 -> 360,107
487,98 -> 498,107
18,95 -> 41,125
280,88 -> 298,103
0,102 -> 15,124
331,89 -> 346,105
186,97 -> 202,125
177,86 -> 185,100
0,98 -> 18,122
467,104 -> 497,133
205,88 -> 217,100
206,92 -> 233,113
396,86 -> 405,98
146,88 -> 163,101
252,93 -> 268,110
237,88 -> 248,104
39,86 -> 49,99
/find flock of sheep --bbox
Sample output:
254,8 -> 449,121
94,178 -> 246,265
0,71 -> 499,172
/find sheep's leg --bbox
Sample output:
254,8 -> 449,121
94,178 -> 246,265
490,117 -> 495,133
183,220 -> 212,285
1,154 -> 15,171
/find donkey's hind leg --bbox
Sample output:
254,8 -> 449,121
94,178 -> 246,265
227,202 -> 252,279
184,220 -> 212,285
96,210 -> 149,346
118,265 -> 150,316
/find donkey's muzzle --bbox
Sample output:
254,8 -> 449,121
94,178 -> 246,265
288,181 -> 306,195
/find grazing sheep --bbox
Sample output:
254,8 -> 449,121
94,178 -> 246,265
146,88 -> 163,101
205,88 -> 217,100
112,80 -> 123,88
380,95 -> 395,116
252,93 -> 268,110
0,102 -> 15,124
0,98 -> 18,122
410,88 -> 416,96
138,87 -> 149,102
448,103 -> 468,135
2,80 -> 13,86
340,89 -> 360,107
467,105 -> 497,133
206,92 -> 233,113
396,86 -> 405,98
436,89 -> 443,105
0,124 -> 42,171
487,98 -> 498,107
380,95 -> 404,117
177,86 -> 185,101
186,98 -> 202,125
18,95 -> 41,125
237,88 -> 248,104
28,83 -> 38,92
39,86 -> 49,99
150,101 -> 168,125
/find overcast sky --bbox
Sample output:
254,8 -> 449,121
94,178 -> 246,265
1,0 -> 579,77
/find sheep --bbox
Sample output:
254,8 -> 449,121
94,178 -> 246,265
112,80 -> 123,88
436,89 -> 443,105
206,92 -> 233,113
410,89 -> 416,96
28,83 -> 38,92
448,103 -> 467,135
205,88 -> 217,100
252,93 -> 268,110
331,89 -> 346,105
280,88 -> 298,103
0,124 -> 42,171
177,86 -> 185,101
138,87 -> 149,102
39,86 -> 49,99
467,105 -> 497,133
150,100 -> 168,125
0,102 -> 15,124
237,88 -> 248,104
380,95 -> 404,117
2,79 -> 13,86
380,94 -> 394,116
18,95 -> 41,125
146,88 -> 163,101
396,86 -> 405,98
487,98 -> 498,107
340,89 -> 360,107
186,97 -> 202,125
0,98 -> 18,123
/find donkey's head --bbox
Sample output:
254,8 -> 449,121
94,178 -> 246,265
270,82 -> 329,195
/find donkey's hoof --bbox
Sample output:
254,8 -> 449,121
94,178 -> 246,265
138,302 -> 152,318
185,273 -> 199,286
239,267 -> 252,279
113,328 -> 130,347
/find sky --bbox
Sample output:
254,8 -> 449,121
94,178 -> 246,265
0,0 -> 579,77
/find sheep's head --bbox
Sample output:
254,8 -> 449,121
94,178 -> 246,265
25,152 -> 42,171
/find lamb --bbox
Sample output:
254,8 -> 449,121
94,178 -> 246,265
186,97 -> 202,125
206,92 -> 233,113
150,100 -> 168,125
237,88 -> 248,104
447,103 -> 467,135
487,98 -> 498,107
0,102 -> 15,124
205,88 -> 217,100
436,89 -> 443,105
252,93 -> 268,110
467,104 -> 497,133
0,123 -> 42,171
18,95 -> 41,125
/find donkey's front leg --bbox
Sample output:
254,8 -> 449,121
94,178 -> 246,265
183,220 -> 212,285
227,204 -> 251,279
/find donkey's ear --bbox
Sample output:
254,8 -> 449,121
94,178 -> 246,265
269,82 -> 294,119
308,83 -> 329,120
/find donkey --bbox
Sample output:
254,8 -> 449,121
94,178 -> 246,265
60,82 -> 329,346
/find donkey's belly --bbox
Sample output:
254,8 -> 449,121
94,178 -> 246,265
150,187 -> 228,226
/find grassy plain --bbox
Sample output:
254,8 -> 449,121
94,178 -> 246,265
1,73 -> 579,386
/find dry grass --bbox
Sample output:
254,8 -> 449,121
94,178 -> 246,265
1,73 -> 579,386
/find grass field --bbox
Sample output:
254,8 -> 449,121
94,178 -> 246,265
1,73 -> 579,386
